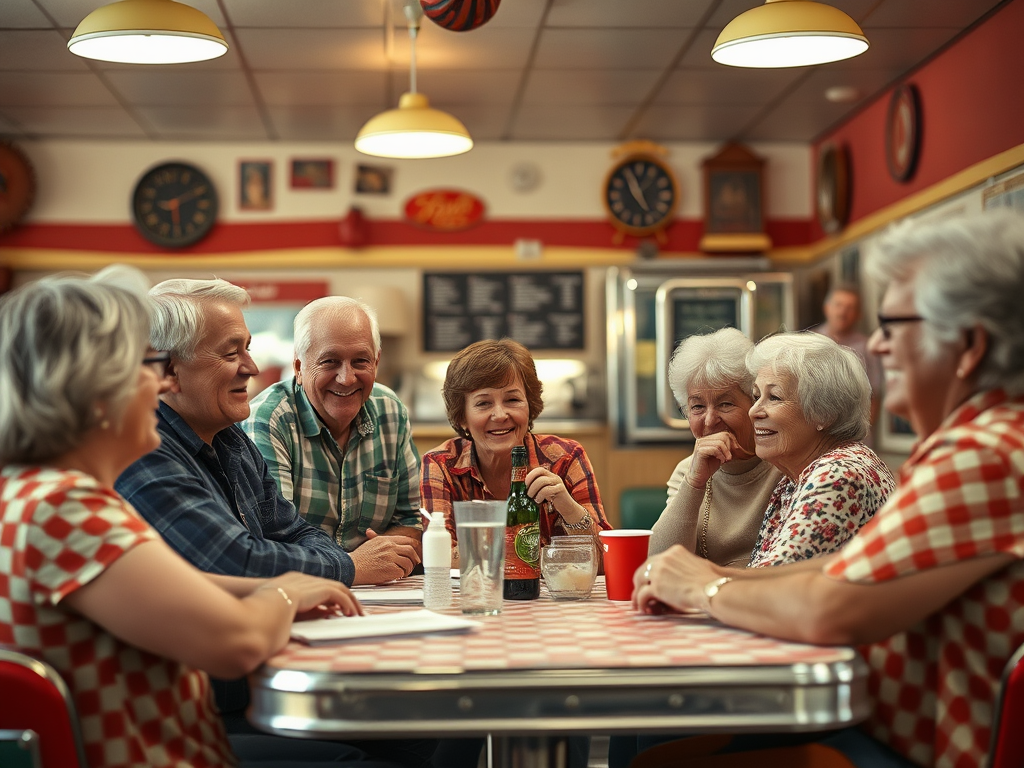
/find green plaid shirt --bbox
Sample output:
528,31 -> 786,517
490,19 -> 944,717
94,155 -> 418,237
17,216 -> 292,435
244,379 -> 422,551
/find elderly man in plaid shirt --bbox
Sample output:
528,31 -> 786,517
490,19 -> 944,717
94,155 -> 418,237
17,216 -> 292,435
628,210 -> 1024,768
245,296 -> 423,586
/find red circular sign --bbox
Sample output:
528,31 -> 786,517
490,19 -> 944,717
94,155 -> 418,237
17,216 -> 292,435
404,189 -> 486,231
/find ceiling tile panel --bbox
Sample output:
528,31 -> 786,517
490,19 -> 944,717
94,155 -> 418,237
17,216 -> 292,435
256,72 -> 389,107
104,70 -> 256,106
521,70 -> 663,106
140,105 -> 269,141
266,105 -> 379,142
509,105 -> 636,141
439,103 -> 514,142
656,67 -> 804,105
236,29 -> 389,71
0,30 -> 90,71
546,0 -> 714,28
407,69 -> 523,107
630,104 -> 765,142
839,27 -> 967,70
862,0 -> 1004,28
0,72 -> 121,106
395,25 -> 537,69
222,0 -> 383,28
533,29 -> 688,70
0,0 -> 53,28
0,106 -> 148,138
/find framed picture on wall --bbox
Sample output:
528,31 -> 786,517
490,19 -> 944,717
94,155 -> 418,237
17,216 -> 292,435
239,160 -> 273,210
290,159 -> 334,190
878,409 -> 917,454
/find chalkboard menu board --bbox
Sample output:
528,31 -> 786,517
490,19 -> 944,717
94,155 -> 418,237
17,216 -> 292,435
423,271 -> 585,352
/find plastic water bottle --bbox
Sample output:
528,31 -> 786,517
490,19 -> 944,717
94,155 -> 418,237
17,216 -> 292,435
423,511 -> 453,610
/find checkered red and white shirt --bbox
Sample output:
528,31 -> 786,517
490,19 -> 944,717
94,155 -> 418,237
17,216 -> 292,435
826,389 -> 1024,768
0,465 -> 236,768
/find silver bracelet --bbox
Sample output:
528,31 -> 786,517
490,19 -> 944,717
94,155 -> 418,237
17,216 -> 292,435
559,512 -> 593,532
273,586 -> 293,606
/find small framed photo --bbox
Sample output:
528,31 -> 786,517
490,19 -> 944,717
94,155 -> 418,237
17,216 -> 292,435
355,164 -> 392,195
290,159 -> 335,190
239,160 -> 273,210
878,410 -> 917,454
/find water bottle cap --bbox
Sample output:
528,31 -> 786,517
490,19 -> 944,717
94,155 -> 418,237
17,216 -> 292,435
430,511 -> 445,526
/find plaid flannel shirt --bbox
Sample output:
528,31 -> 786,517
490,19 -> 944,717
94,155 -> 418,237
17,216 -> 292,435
420,432 -> 610,547
244,379 -> 422,551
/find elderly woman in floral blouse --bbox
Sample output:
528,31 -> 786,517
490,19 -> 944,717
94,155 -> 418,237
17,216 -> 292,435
742,331 -> 895,566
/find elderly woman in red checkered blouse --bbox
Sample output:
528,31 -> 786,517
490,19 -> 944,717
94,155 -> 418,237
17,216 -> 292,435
0,268 -> 421,768
630,210 -> 1024,768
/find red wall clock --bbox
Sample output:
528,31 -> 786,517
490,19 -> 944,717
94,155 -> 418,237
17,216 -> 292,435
886,84 -> 921,183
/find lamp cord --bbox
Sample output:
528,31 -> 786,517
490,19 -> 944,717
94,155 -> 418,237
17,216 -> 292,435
404,0 -> 423,95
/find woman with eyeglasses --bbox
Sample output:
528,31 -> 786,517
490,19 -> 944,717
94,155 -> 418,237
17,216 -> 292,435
631,210 -> 1024,768
0,268 -> 408,768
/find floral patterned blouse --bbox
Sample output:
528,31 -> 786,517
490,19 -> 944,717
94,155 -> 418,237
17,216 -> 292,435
748,441 -> 895,567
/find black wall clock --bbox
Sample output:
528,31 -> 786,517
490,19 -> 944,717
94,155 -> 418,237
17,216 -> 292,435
603,154 -> 679,238
131,161 -> 218,248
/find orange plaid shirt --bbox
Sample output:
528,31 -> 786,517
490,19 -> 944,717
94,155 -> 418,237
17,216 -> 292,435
827,389 -> 1024,768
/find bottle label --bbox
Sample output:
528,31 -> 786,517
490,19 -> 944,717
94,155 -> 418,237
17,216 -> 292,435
504,521 -> 540,579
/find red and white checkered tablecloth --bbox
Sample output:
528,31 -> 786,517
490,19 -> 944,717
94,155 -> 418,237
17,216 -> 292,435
268,577 -> 852,674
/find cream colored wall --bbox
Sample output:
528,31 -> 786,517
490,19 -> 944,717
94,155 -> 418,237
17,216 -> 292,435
18,139 -> 811,226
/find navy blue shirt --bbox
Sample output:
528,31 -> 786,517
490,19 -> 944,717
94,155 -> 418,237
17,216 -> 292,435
116,402 -> 355,585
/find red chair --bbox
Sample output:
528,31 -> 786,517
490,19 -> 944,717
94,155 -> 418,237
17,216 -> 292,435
990,641 -> 1024,768
0,647 -> 88,768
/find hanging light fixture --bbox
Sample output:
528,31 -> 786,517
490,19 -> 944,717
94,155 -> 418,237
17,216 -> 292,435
355,2 -> 472,159
712,0 -> 868,68
68,0 -> 228,65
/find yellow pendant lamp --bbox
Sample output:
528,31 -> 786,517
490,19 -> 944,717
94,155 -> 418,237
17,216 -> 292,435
712,0 -> 868,68
355,2 -> 472,159
69,0 -> 228,65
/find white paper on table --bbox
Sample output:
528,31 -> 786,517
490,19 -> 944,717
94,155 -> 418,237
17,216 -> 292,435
349,588 -> 424,605
450,568 -> 460,579
290,609 -> 481,645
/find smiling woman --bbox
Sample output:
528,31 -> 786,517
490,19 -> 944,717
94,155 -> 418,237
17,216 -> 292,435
420,339 -> 611,565
744,332 -> 895,566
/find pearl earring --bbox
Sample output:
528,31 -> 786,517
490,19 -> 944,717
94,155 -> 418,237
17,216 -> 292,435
95,407 -> 110,430
816,425 -> 824,431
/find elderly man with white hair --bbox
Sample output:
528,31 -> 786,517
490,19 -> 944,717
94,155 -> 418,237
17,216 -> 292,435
244,296 -> 423,586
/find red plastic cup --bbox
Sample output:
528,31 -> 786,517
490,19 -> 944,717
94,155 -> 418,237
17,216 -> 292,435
599,530 -> 653,601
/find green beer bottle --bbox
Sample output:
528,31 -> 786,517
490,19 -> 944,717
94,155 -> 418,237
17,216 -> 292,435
504,445 -> 540,600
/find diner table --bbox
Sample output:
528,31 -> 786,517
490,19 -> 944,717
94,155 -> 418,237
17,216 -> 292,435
248,576 -> 869,768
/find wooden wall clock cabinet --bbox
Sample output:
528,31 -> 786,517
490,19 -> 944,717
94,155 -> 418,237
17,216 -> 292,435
699,143 -> 771,254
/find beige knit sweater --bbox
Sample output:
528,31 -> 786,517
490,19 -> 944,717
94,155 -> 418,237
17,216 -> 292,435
649,455 -> 782,567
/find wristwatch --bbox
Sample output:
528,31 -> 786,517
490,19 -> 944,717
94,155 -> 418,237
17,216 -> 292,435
560,513 -> 593,532
703,576 -> 733,607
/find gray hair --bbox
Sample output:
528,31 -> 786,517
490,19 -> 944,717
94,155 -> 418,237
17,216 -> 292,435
0,268 -> 151,463
293,296 -> 381,361
668,327 -> 754,414
148,278 -> 250,360
747,331 -> 871,442
867,209 -> 1024,395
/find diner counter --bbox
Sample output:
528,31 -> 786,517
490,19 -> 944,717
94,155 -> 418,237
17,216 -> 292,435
249,578 -> 869,742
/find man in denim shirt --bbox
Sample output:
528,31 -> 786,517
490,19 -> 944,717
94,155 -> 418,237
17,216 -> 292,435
115,279 -> 428,763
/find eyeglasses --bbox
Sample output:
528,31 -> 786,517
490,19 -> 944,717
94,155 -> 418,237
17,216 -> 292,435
143,351 -> 171,378
876,313 -> 924,340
